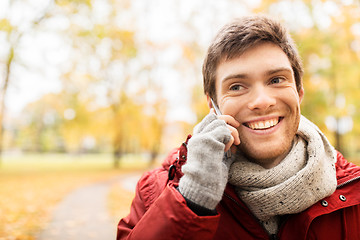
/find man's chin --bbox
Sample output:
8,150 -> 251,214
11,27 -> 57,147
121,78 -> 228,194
238,145 -> 289,168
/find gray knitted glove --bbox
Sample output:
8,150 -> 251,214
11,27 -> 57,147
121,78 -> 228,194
178,112 -> 234,210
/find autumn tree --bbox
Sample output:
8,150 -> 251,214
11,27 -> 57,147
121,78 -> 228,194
47,0 -> 172,167
250,0 -> 360,156
0,1 -> 54,163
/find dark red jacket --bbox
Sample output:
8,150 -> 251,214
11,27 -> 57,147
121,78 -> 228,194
117,138 -> 360,240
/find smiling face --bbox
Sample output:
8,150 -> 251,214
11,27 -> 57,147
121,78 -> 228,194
213,42 -> 304,168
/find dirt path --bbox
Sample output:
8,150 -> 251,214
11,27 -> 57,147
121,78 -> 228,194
37,174 -> 140,240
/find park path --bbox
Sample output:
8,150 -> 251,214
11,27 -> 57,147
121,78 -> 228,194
37,173 -> 140,240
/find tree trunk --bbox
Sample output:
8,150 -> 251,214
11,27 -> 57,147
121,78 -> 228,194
0,47 -> 14,165
148,146 -> 159,168
113,148 -> 121,168
335,118 -> 343,154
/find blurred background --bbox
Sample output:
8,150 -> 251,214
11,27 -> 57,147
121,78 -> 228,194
0,0 -> 360,239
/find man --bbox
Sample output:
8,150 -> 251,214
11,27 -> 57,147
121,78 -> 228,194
117,15 -> 360,239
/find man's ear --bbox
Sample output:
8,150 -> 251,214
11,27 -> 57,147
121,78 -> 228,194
299,87 -> 304,104
206,95 -> 213,109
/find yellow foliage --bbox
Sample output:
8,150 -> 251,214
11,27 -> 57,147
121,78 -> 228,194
55,0 -> 92,7
0,18 -> 13,33
0,156 -> 122,239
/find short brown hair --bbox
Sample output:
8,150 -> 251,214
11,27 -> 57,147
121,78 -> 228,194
203,15 -> 304,104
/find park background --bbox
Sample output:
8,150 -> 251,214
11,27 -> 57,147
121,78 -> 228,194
1,0 -> 360,239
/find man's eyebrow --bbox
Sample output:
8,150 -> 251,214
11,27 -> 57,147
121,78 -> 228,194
221,73 -> 248,83
266,67 -> 293,75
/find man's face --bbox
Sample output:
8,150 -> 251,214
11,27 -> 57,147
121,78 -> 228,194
214,42 -> 304,168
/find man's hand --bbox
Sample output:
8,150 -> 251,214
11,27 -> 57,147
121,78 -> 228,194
178,111 -> 240,211
210,108 -> 241,153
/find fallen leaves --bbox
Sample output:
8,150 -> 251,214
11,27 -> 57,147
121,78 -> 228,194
0,156 -> 125,240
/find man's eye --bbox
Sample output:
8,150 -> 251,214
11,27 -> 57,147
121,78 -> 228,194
270,77 -> 284,84
230,84 -> 242,91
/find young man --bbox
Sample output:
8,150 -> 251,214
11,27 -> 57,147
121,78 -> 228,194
117,15 -> 360,239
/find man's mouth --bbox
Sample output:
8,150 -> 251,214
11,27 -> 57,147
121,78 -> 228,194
244,117 -> 282,130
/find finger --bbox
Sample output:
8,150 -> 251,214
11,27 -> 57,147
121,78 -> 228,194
228,125 -> 241,146
217,115 -> 240,129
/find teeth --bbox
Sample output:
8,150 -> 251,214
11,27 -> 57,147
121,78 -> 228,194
247,118 -> 279,130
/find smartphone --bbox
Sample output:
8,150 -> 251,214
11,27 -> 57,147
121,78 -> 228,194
210,98 -> 222,116
210,98 -> 232,158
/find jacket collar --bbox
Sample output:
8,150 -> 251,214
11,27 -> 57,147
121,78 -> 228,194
335,151 -> 360,187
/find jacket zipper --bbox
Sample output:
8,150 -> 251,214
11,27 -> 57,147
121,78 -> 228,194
224,192 -> 279,240
337,175 -> 360,188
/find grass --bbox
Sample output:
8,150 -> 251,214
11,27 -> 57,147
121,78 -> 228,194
0,153 -> 148,240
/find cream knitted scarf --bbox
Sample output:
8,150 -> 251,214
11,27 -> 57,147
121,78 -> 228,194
228,115 -> 337,235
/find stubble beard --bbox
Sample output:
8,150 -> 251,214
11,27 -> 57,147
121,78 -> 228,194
236,111 -> 301,168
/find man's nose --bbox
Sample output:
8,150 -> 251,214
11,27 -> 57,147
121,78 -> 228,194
247,86 -> 276,111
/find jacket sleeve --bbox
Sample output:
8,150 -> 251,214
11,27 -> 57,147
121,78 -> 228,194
117,171 -> 221,240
